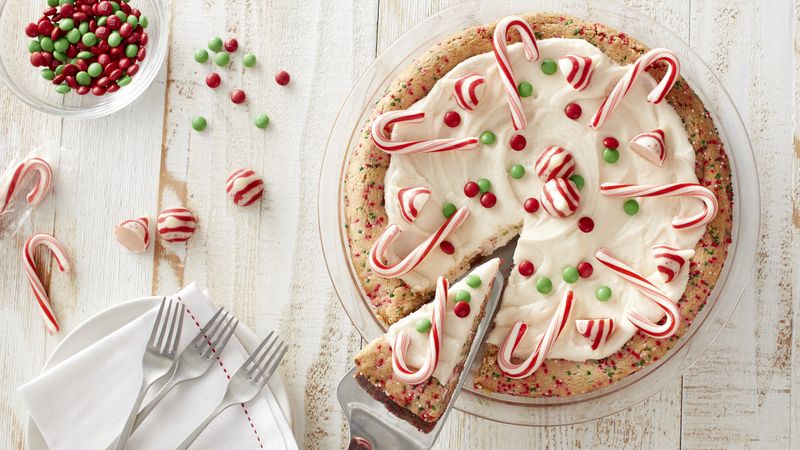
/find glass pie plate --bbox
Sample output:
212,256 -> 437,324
318,0 -> 759,426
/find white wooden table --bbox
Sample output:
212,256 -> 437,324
1,1 -> 797,448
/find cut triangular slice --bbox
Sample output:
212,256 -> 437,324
353,258 -> 501,432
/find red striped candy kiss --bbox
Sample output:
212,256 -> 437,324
534,146 -> 576,181
22,233 -> 71,334
492,15 -> 539,130
157,207 -> 197,243
629,129 -> 667,167
575,318 -> 614,350
451,73 -> 486,111
558,54 -> 596,91
226,168 -> 264,207
540,178 -> 581,218
397,186 -> 431,224
371,110 -> 479,155
652,244 -> 695,283
114,216 -> 150,253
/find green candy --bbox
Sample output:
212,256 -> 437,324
569,174 -> 585,190
191,116 -> 207,131
415,318 -> 432,333
242,53 -> 257,67
88,62 -> 103,77
139,16 -> 149,28
479,131 -> 496,145
454,290 -> 471,303
194,49 -> 209,63
41,69 -> 55,80
442,202 -> 456,218
536,277 -> 553,294
82,32 -> 98,47
541,59 -> 558,75
117,75 -> 132,87
254,113 -> 270,129
603,148 -> 620,164
52,51 -> 67,62
55,64 -> 65,75
110,1 -> 120,11
58,18 -> 74,31
66,28 -> 81,44
509,164 -> 525,179
77,51 -> 94,59
623,199 -> 640,216
213,52 -> 230,67
115,11 -> 127,21
78,21 -> 89,34
562,266 -> 579,284
40,37 -> 55,53
108,31 -> 122,48
208,36 -> 223,52
596,286 -> 612,301
125,44 -> 138,58
97,16 -> 108,26
29,41 -> 42,53
55,84 -> 70,94
477,178 -> 491,193
53,37 -> 69,53
47,0 -> 59,6
76,71 -> 91,86
465,275 -> 481,288
126,15 -> 138,28
517,81 -> 533,97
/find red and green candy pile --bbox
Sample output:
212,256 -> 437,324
25,0 -> 150,96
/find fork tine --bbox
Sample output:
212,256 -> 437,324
155,299 -> 174,350
200,311 -> 229,350
242,331 -> 274,367
247,335 -> 278,377
254,342 -> 286,384
170,303 -> 185,355
191,308 -> 225,348
201,315 -> 237,359
148,297 -> 167,347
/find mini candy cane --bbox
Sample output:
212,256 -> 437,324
451,73 -> 486,111
497,290 -> 574,379
369,206 -> 469,279
575,318 -> 614,350
629,129 -> 667,167
600,182 -> 717,229
391,276 -> 447,384
652,245 -> 695,283
397,187 -> 431,224
0,157 -> 53,215
22,233 -> 71,334
371,110 -> 479,155
558,54 -> 595,91
493,15 -> 539,130
590,48 -> 680,129
595,248 -> 680,339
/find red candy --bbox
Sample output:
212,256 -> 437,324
230,89 -> 246,104
454,301 -> 471,318
444,111 -> 461,128
565,103 -> 582,120
480,192 -> 497,208
439,241 -> 455,255
224,38 -> 239,53
275,70 -> 291,86
205,72 -> 221,88
510,134 -> 527,151
523,197 -> 540,213
603,137 -> 619,149
25,23 -> 39,37
463,181 -> 479,198
29,52 -> 45,67
578,216 -> 595,233
518,260 -> 535,277
577,262 -> 593,278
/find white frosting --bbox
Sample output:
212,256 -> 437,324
386,259 -> 500,382
382,38 -> 705,361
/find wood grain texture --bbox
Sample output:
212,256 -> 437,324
0,0 -> 794,449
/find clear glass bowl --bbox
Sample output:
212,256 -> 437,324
319,0 -> 760,426
0,0 -> 167,119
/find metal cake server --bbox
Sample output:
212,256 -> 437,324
337,269 -> 505,450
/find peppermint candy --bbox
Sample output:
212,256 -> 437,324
590,48 -> 680,129
558,54 -> 596,91
493,16 -> 539,130
397,187 -> 431,224
451,73 -> 486,111
369,206 -> 470,279
497,290 -> 575,379
534,146 -> 576,181
652,245 -> 695,283
540,178 -> 581,218
23,233 -> 71,334
226,168 -> 265,207
575,318 -> 614,350
595,248 -> 680,339
600,182 -> 718,229
157,207 -> 197,243
371,110 -> 479,155
630,129 -> 667,166
1,157 -> 53,216
392,276 -> 447,384
114,217 -> 151,253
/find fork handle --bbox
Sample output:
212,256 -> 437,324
110,378 -> 149,450
132,368 -> 193,432
174,402 -> 231,450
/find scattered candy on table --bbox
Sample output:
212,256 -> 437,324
207,36 -> 223,52
157,207 -> 197,243
230,89 -> 246,104
213,52 -> 230,67
242,52 -> 257,68
23,233 -> 71,334
0,157 -> 53,216
194,48 -> 209,63
275,70 -> 290,86
224,38 -> 238,53
205,72 -> 221,88
254,113 -> 270,129
191,116 -> 207,131
113,216 -> 150,253
226,169 -> 264,207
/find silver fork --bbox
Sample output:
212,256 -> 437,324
174,332 -> 287,450
111,297 -> 185,450
130,308 -> 239,432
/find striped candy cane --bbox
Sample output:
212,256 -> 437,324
397,187 -> 431,224
451,73 -> 486,111
391,276 -> 447,384
493,15 -> 539,131
590,48 -> 680,129
600,182 -> 718,229
497,290 -> 575,379
22,233 -> 71,334
575,318 -> 614,350
595,248 -> 680,339
371,110 -> 479,155
369,206 -> 470,278
0,157 -> 53,215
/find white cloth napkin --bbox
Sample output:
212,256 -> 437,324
20,283 -> 297,450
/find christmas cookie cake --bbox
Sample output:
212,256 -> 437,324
344,13 -> 732,399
